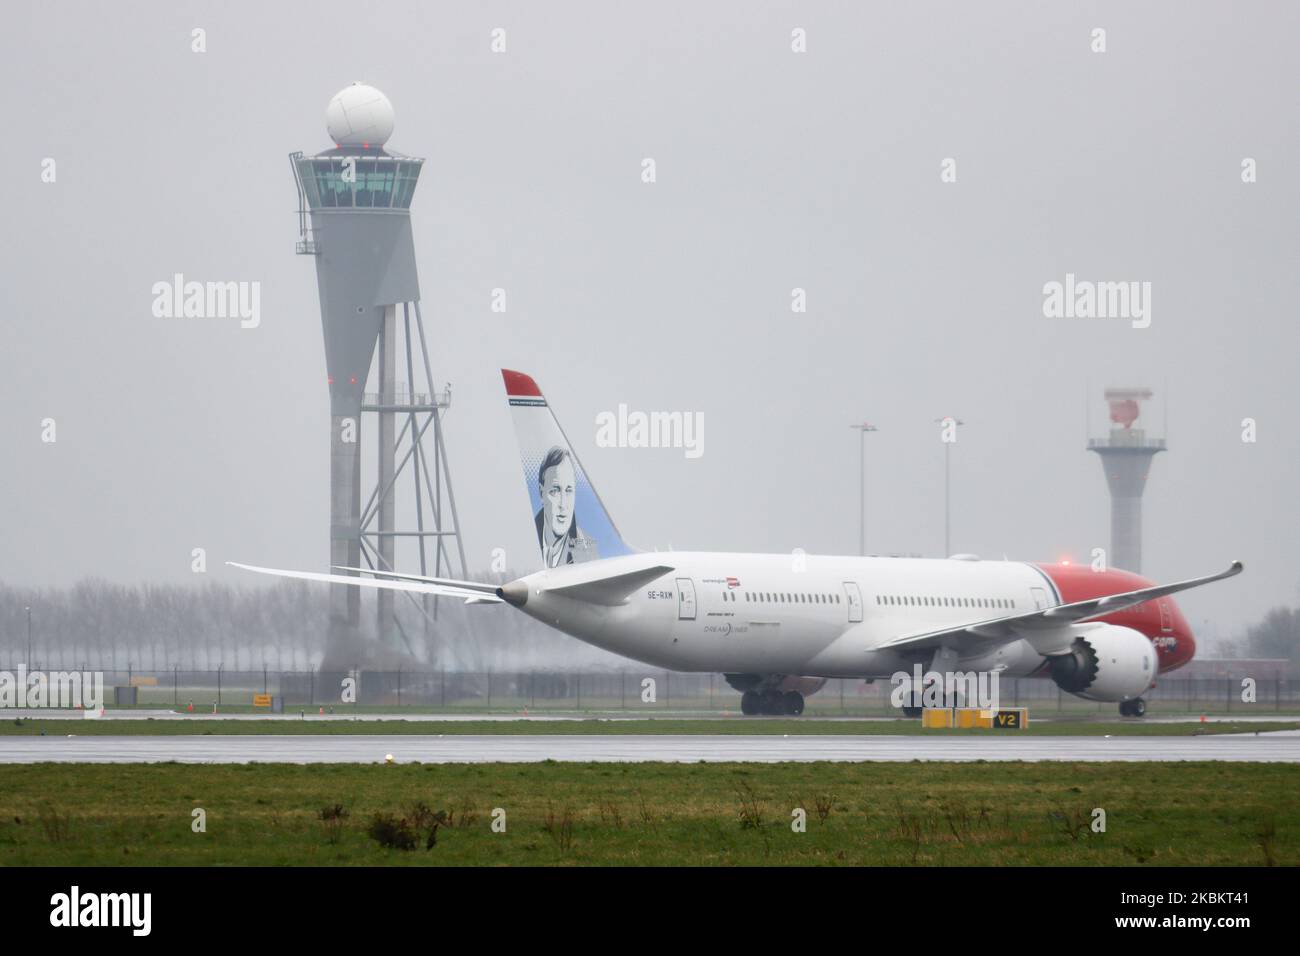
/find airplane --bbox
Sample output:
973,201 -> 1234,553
231,368 -> 1242,718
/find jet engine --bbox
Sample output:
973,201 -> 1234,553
1049,625 -> 1156,702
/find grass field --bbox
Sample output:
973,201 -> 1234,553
0,761 -> 1293,866
3,717 -> 1298,736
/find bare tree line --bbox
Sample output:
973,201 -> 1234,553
1222,604 -> 1300,667
0,575 -> 627,672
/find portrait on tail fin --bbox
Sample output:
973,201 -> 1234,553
502,369 -> 634,569
535,445 -> 600,566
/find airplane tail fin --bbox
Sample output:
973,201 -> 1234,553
501,369 -> 633,568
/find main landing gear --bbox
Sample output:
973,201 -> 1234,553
741,690 -> 805,716
1119,697 -> 1147,717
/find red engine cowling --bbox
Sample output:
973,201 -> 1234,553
1049,625 -> 1156,702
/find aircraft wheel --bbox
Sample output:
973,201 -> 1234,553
762,691 -> 784,715
1130,697 -> 1146,717
741,691 -> 760,716
782,691 -> 805,716
901,706 -> 923,719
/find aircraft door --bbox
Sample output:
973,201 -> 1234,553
676,578 -> 696,621
843,582 -> 864,623
1030,586 -> 1050,610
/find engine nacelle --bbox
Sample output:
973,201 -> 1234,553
1048,625 -> 1156,703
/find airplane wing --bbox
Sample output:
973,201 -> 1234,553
226,562 -> 504,604
877,561 -> 1242,656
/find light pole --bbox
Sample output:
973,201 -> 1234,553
934,417 -> 964,557
25,606 -> 32,670
850,423 -> 878,556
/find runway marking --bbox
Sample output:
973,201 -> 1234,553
2,732 -> 1298,764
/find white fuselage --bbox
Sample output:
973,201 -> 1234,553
513,551 -> 1061,679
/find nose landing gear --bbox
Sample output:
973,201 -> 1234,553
1119,698 -> 1147,717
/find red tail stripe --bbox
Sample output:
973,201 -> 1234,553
501,368 -> 542,397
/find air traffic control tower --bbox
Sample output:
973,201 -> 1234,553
1087,387 -> 1165,574
289,83 -> 465,660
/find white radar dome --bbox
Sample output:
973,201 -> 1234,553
325,82 -> 395,147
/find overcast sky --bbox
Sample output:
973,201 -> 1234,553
4,1 -> 1297,646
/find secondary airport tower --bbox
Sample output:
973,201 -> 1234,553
1087,387 -> 1165,574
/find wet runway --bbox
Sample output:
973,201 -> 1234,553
2,731 -> 1298,764
11,709 -> 1296,724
